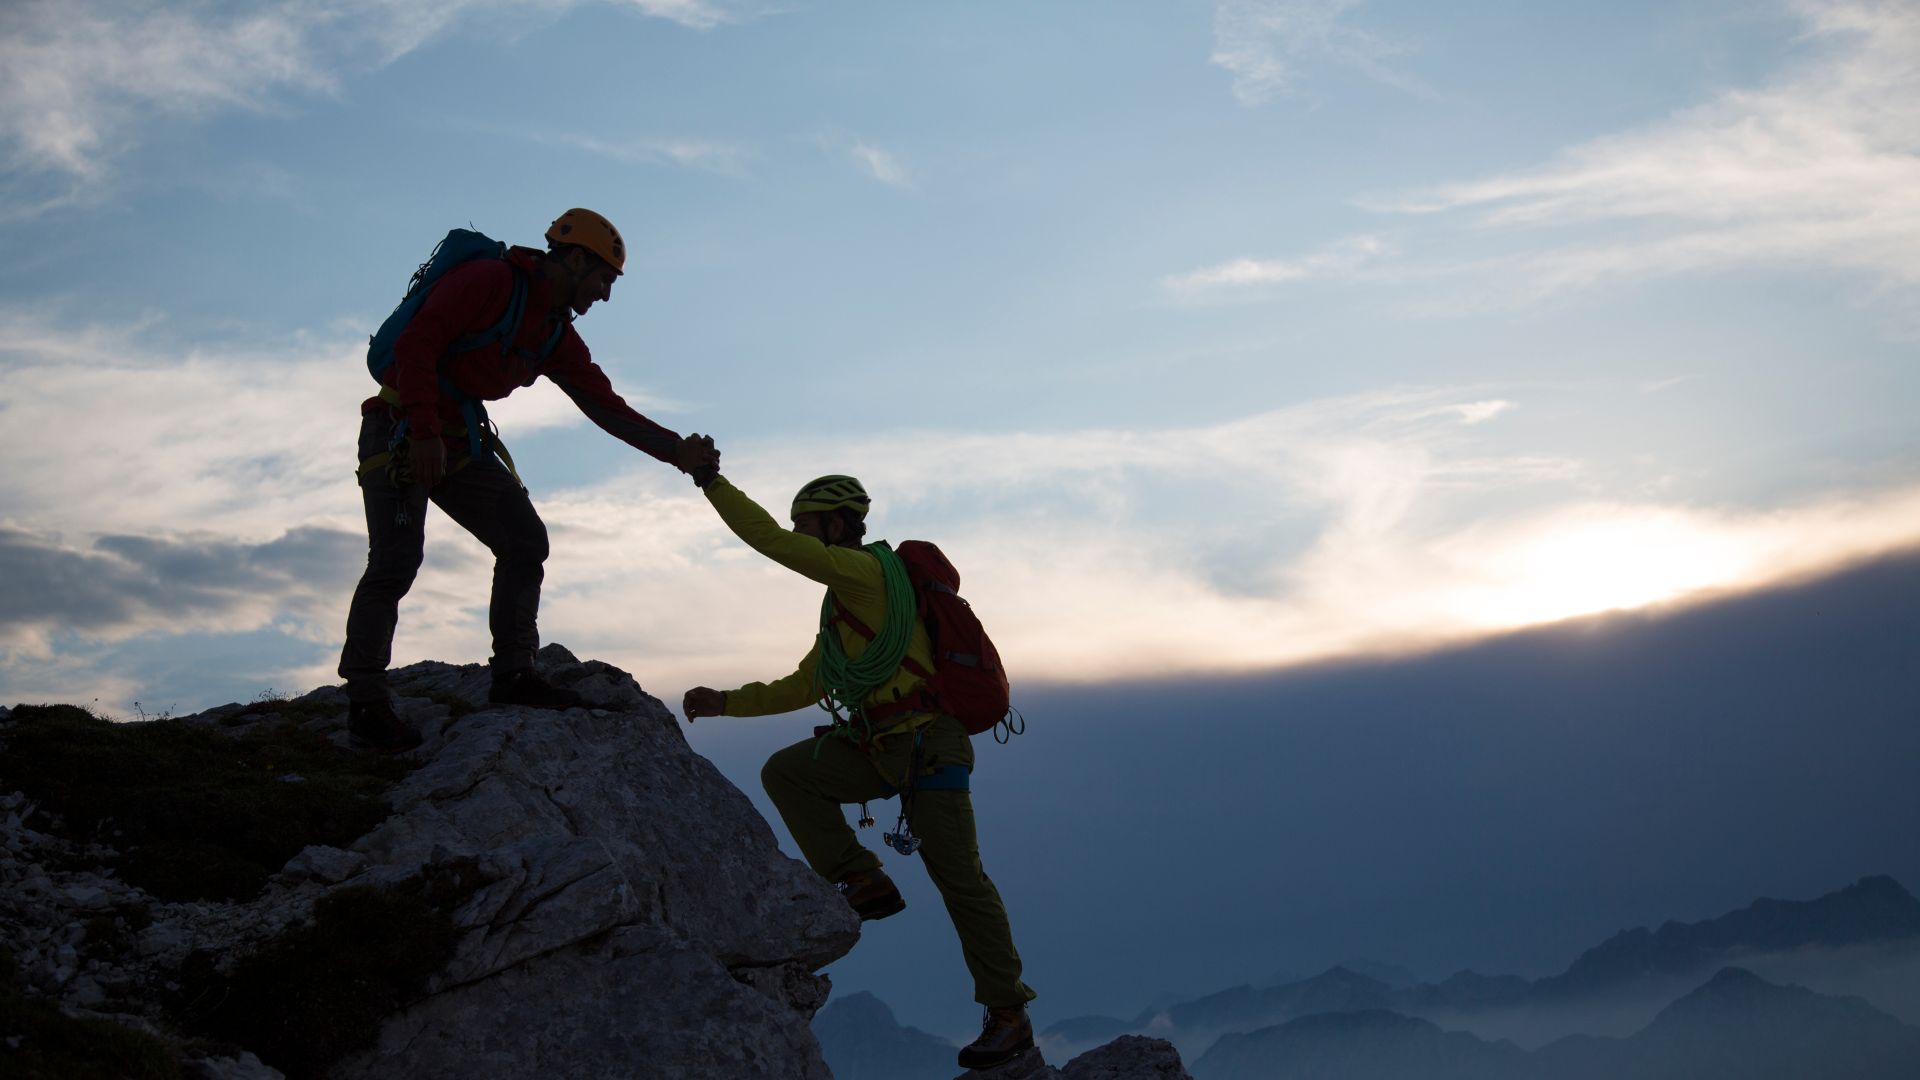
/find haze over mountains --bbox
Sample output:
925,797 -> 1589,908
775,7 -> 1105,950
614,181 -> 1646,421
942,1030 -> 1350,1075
819,875 -> 1920,1079
1193,967 -> 1920,1080
712,548 -> 1920,1041
1042,875 -> 1920,1054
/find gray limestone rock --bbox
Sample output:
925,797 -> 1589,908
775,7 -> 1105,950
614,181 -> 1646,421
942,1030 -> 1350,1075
2,647 -> 1181,1080
279,844 -> 370,885
320,650 -> 860,1078
2,647 -> 859,1080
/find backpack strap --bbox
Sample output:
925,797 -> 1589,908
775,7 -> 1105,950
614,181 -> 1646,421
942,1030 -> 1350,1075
829,596 -> 933,681
440,265 -> 535,466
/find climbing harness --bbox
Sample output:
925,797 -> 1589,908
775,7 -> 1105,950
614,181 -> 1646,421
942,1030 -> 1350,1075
355,389 -> 526,525
852,730 -> 973,859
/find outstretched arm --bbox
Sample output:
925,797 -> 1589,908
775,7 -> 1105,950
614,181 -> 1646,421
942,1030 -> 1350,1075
683,641 -> 823,720
547,342 -> 717,480
701,476 -> 884,600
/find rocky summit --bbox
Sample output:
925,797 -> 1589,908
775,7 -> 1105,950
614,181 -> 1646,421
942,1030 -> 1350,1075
0,646 -> 1186,1080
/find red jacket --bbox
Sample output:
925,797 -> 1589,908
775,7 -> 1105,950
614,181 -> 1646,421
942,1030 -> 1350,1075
363,245 -> 682,463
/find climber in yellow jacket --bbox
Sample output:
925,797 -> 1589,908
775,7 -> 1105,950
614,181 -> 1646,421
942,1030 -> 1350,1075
681,471 -> 1037,1072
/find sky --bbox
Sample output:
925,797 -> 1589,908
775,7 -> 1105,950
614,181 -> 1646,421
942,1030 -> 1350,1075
0,0 -> 1917,1044
0,0 -> 1915,712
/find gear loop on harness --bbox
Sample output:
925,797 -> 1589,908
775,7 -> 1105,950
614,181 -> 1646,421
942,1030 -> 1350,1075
994,706 -> 1026,745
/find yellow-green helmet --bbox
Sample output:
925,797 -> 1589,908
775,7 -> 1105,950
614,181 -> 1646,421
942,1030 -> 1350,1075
792,475 -> 869,518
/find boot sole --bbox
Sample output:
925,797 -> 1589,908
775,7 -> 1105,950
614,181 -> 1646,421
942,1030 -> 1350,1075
956,1038 -> 1035,1071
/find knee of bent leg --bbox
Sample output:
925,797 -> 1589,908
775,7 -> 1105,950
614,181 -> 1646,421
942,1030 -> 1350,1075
761,747 -> 809,800
759,753 -> 787,798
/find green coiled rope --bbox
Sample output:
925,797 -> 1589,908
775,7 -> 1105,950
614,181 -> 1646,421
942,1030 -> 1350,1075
813,540 -> 917,749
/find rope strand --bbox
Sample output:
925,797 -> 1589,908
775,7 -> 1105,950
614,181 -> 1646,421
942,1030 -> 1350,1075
812,541 -> 916,749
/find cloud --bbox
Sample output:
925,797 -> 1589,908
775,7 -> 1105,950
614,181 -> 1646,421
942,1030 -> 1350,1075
614,0 -> 738,32
478,391 -> 1920,692
1209,0 -> 1429,107
1371,0 -> 1920,301
850,143 -> 913,187
6,312 -> 1920,709
0,0 -> 333,182
538,133 -> 752,174
1164,234 -> 1391,294
0,309 -> 656,541
0,525 -> 364,656
0,0 -> 746,189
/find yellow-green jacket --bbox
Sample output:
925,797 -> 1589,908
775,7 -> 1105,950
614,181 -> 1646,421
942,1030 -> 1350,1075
705,477 -> 938,736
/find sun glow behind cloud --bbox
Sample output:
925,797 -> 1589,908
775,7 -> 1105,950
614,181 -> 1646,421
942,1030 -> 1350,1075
2,317 -> 1915,707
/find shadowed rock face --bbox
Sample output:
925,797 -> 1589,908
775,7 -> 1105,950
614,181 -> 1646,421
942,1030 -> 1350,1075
3,647 -> 1194,1079
0,646 -> 860,1079
328,646 -> 861,1078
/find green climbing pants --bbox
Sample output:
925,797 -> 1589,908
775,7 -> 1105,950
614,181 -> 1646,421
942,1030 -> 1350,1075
760,713 -> 1038,1009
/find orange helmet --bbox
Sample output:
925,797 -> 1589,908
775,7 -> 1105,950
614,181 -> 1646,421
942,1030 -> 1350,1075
545,208 -> 626,274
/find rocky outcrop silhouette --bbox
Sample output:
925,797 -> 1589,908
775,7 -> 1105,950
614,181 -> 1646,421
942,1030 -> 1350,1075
816,989 -> 1194,1080
0,647 -> 1186,1079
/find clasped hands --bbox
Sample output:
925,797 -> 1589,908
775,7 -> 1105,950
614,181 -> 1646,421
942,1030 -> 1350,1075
676,433 -> 722,487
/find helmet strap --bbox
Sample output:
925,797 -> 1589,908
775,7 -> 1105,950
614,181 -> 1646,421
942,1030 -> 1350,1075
544,248 -> 585,318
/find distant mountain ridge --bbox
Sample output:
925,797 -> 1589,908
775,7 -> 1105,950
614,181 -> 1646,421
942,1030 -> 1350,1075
813,991 -> 957,1080
1038,874 -> 1920,1055
1191,965 -> 1920,1080
1535,874 -> 1920,998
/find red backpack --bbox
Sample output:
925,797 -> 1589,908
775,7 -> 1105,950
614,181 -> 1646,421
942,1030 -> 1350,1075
833,540 -> 1018,738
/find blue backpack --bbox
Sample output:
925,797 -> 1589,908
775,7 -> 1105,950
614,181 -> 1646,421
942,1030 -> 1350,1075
366,228 -> 564,465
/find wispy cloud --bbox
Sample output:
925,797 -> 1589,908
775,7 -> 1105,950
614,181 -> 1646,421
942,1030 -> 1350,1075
616,0 -> 739,33
1371,0 -> 1920,301
1164,234 -> 1391,294
6,312 -> 1919,710
0,309 -> 659,539
1210,0 -> 1429,106
511,400 -> 1920,692
538,132 -> 752,174
850,142 -> 913,187
0,0 -> 333,182
0,0 -> 747,191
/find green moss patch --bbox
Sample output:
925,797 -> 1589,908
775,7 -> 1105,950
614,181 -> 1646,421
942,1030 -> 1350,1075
0,947 -> 183,1080
175,863 -> 480,1080
0,704 -> 413,902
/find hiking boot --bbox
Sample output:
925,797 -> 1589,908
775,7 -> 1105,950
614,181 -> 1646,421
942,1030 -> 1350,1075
348,700 -> 422,753
957,1004 -> 1034,1071
489,668 -> 583,710
838,868 -> 905,922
